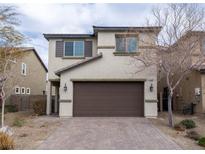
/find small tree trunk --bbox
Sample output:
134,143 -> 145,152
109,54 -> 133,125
1,99 -> 5,128
168,92 -> 174,127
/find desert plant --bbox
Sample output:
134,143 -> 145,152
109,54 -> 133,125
5,105 -> 18,113
33,101 -> 46,115
174,123 -> 186,131
186,131 -> 201,140
12,118 -> 25,127
0,132 -> 14,150
198,137 -> 205,147
180,119 -> 196,129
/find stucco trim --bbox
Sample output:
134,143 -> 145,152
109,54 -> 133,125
97,46 -> 115,49
113,52 -> 141,56
60,99 -> 72,103
55,53 -> 103,76
70,78 -> 147,82
145,99 -> 158,102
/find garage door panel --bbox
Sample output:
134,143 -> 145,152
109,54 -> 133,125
73,82 -> 144,117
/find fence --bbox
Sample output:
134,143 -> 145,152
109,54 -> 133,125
7,94 -> 47,112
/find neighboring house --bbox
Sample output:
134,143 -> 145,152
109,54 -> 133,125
44,26 -> 161,117
158,31 -> 205,114
5,47 -> 48,99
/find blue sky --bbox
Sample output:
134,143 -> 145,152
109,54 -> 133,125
15,3 -> 158,66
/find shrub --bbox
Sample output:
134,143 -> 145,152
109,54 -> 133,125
186,131 -> 201,140
174,123 -> 186,131
12,118 -> 25,127
33,101 -> 46,115
198,137 -> 205,147
0,132 -> 14,150
5,105 -> 18,113
180,119 -> 196,129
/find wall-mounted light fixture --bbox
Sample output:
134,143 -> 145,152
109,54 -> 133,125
150,83 -> 153,92
64,83 -> 67,92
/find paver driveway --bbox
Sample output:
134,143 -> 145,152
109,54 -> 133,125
38,117 -> 181,150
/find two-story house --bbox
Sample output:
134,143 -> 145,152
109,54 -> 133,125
5,47 -> 47,98
44,26 -> 161,117
158,31 -> 205,114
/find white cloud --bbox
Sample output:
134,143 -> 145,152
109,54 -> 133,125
14,3 -> 155,66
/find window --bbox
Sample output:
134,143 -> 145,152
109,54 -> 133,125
21,87 -> 25,94
21,63 -> 27,76
15,87 -> 20,94
116,35 -> 137,52
64,41 -> 84,57
26,88 -> 30,95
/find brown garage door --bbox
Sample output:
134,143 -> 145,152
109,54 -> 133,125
73,82 -> 144,117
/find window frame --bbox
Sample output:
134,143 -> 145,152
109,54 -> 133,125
26,88 -> 31,95
115,34 -> 138,53
64,40 -> 85,57
21,87 -> 25,94
21,63 -> 27,76
15,86 -> 20,94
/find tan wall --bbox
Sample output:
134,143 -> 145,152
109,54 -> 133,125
48,38 -> 97,80
6,50 -> 47,97
97,32 -> 156,48
158,71 -> 205,113
57,31 -> 158,117
200,74 -> 205,112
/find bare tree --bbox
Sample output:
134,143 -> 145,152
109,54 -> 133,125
132,4 -> 205,127
0,5 -> 24,128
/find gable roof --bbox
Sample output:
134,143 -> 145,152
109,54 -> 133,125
55,53 -> 102,76
21,47 -> 48,72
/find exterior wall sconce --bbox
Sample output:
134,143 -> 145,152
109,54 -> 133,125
64,83 -> 67,92
150,83 -> 153,92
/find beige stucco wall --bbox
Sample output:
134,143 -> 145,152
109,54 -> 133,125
6,50 -> 47,97
59,49 -> 158,117
58,31 -> 158,117
47,30 -> 159,117
48,38 -> 97,80
97,32 -> 156,48
200,74 -> 205,113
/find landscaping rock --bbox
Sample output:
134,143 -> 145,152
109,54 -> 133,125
186,131 -> 201,140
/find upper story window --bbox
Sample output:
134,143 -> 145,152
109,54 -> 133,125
21,63 -> 27,76
116,35 -> 138,53
64,41 -> 84,57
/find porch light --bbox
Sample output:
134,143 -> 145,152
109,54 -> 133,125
150,83 -> 153,92
64,83 -> 67,92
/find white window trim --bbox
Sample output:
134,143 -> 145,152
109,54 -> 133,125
21,63 -> 27,76
26,88 -> 31,95
64,41 -> 84,57
21,87 -> 25,94
15,86 -> 20,94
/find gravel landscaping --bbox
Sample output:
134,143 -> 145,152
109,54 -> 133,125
149,112 -> 205,150
4,112 -> 63,149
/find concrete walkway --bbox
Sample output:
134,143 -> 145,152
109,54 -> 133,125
38,117 -> 181,150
